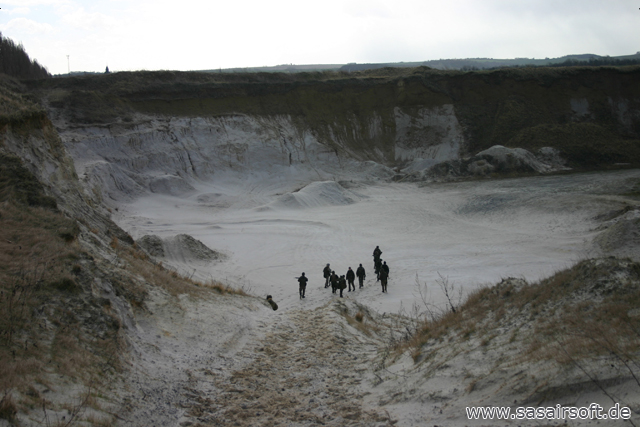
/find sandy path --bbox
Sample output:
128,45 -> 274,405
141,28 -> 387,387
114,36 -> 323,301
117,286 -> 400,427
178,300 -> 394,426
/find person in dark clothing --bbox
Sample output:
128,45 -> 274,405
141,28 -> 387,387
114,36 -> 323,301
381,261 -> 389,276
356,264 -> 366,288
338,275 -> 347,297
346,267 -> 356,291
298,272 -> 308,299
373,246 -> 382,263
379,268 -> 388,293
266,295 -> 278,310
380,262 -> 389,292
374,258 -> 382,281
323,263 -> 331,288
330,271 -> 339,294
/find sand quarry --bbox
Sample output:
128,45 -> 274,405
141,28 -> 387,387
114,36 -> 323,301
114,168 -> 640,314
101,164 -> 640,426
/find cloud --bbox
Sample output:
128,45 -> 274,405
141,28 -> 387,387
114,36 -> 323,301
1,18 -> 54,35
6,7 -> 32,15
343,0 -> 393,19
60,7 -> 118,31
1,0 -> 69,6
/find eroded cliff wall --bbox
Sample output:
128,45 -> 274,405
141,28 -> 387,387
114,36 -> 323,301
25,66 -> 640,200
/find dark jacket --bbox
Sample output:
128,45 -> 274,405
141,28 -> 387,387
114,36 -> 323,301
381,263 -> 389,274
346,269 -> 355,281
323,265 -> 331,278
267,297 -> 278,311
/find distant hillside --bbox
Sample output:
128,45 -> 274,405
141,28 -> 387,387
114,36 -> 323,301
200,52 -> 640,74
340,52 -> 640,71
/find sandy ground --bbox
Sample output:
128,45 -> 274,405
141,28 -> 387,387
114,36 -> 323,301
114,169 -> 640,315
118,287 -> 402,426
106,168 -> 640,426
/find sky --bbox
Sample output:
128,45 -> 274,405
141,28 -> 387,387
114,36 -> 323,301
1,0 -> 639,75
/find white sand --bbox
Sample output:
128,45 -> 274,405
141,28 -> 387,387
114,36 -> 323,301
114,169 -> 637,315
103,167 -> 640,426
51,110 -> 640,426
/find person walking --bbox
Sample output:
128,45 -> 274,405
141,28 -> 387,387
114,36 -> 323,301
346,267 -> 356,292
374,258 -> 382,281
381,261 -> 389,277
373,246 -> 382,263
338,275 -> 347,297
356,264 -> 366,288
330,271 -> 339,294
323,263 -> 331,288
298,272 -> 308,299
380,261 -> 389,293
379,268 -> 388,293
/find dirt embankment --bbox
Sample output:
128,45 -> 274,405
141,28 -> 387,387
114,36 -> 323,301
31,66 -> 640,169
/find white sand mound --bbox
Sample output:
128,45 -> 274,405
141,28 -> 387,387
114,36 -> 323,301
268,181 -> 361,210
470,144 -> 553,174
137,234 -> 226,263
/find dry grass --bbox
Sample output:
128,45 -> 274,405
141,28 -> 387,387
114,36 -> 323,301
0,151 -> 249,423
0,196 -> 84,377
406,258 -> 640,368
0,153 -> 128,423
334,301 -> 383,338
0,392 -> 17,423
114,240 -> 248,300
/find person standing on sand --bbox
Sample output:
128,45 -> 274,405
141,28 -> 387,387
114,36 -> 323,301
381,261 -> 389,277
298,272 -> 308,299
323,263 -> 331,288
374,258 -> 382,281
356,263 -> 366,288
346,267 -> 356,292
338,275 -> 347,297
380,261 -> 389,293
373,246 -> 382,263
330,271 -> 339,294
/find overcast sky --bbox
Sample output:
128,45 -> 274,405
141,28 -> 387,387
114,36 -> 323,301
1,0 -> 638,75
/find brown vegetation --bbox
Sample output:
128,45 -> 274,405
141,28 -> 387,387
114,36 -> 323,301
0,149 -> 247,425
0,153 -> 125,424
406,258 -> 640,374
111,237 -> 247,300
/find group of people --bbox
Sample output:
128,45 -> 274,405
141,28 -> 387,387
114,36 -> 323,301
296,246 -> 390,299
321,263 -> 367,297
